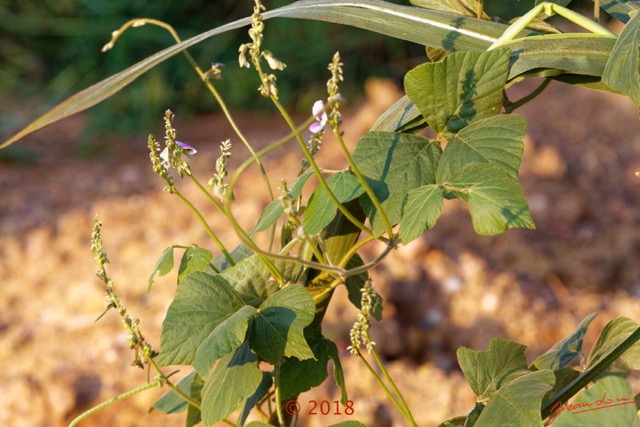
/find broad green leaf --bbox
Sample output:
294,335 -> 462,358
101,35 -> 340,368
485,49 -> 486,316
404,48 -> 511,136
603,10 -> 640,104
186,373 -> 204,427
532,313 -> 597,371
279,329 -> 333,400
158,272 -> 245,366
344,255 -> 383,321
150,370 -> 197,414
219,255 -> 301,308
178,245 -> 213,283
542,367 -> 581,402
548,374 -> 639,427
352,131 -> 442,236
251,170 -> 314,235
444,164 -> 535,235
436,115 -> 528,181
586,317 -> 640,371
3,0 -> 510,149
250,285 -> 315,364
193,305 -> 257,378
303,172 -> 365,234
399,184 -> 444,244
473,369 -> 555,427
211,243 -> 254,273
148,245 -> 176,291
457,338 -> 529,400
239,372 -> 273,426
328,422 -> 368,427
201,343 -> 262,425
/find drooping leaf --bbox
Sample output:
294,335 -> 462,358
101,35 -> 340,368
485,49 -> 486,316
251,170 -> 314,235
399,184 -> 444,244
436,115 -> 528,181
157,272 -> 245,366
279,329 -> 334,400
344,255 -> 383,321
473,370 -> 555,427
238,372 -> 273,426
326,336 -> 349,405
148,245 -> 176,291
586,317 -> 640,372
178,245 -> 213,283
150,370 -> 197,414
548,374 -> 639,427
250,285 -> 315,364
444,164 -> 535,236
456,338 -> 530,400
532,313 -> 597,371
404,48 -> 511,136
201,342 -> 262,425
352,131 -> 442,236
303,172 -> 365,234
193,305 -> 257,378
603,9 -> 640,104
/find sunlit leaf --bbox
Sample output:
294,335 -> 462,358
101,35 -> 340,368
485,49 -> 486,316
532,313 -> 597,371
603,10 -> 640,104
404,48 -> 511,136
398,184 -> 444,244
586,317 -> 640,371
201,342 -> 262,425
178,245 -> 213,283
148,245 -> 176,291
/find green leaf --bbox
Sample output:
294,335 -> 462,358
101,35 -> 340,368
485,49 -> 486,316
150,370 -> 196,414
245,422 -> 275,427
603,9 -> 640,104
303,172 -> 365,234
473,370 -> 555,427
211,243 -> 254,273
586,317 -> 640,371
444,164 -> 535,236
543,367 -> 581,402
352,131 -> 442,236
436,115 -> 528,181
399,184 -> 444,244
193,305 -> 257,378
279,329 -> 334,400
219,254 -> 302,308
548,375 -> 639,427
251,170 -> 314,235
201,342 -> 262,425
344,255 -> 383,321
370,95 -> 424,133
532,313 -> 597,371
178,245 -> 213,283
157,272 -> 245,366
596,0 -> 640,24
411,0 -> 484,17
250,285 -> 315,364
239,372 -> 273,426
186,373 -> 204,427
328,422 -> 368,427
148,245 -> 176,291
456,338 -> 529,401
326,337 -> 349,405
404,48 -> 511,136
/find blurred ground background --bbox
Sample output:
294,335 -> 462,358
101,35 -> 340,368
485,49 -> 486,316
2,1 -> 640,427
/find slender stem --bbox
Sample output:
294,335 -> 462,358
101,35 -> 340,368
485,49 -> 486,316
69,380 -> 162,427
173,188 -> 234,266
274,361 -> 286,427
504,78 -> 552,113
147,359 -> 201,409
370,348 -> 417,426
333,126 -> 394,240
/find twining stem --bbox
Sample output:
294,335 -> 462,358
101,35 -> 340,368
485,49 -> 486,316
504,78 -> 552,113
68,380 -> 162,427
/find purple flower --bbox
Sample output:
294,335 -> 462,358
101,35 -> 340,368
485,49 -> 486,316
176,140 -> 197,158
309,100 -> 328,134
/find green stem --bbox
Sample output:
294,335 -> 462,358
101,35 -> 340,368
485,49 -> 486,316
370,347 -> 417,426
504,78 -> 551,113
69,380 -> 162,427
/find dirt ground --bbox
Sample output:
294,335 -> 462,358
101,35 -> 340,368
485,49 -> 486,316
1,77 -> 640,427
